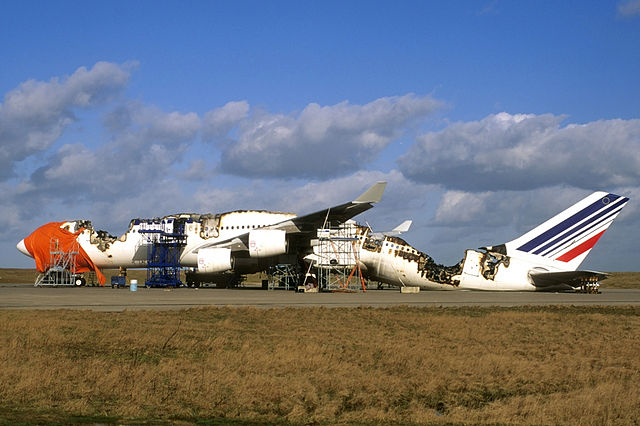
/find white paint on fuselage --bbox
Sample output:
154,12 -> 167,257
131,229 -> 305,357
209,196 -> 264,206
355,229 -> 461,290
66,215 -> 570,291
355,228 -> 567,292
66,211 -> 297,269
180,211 -> 296,266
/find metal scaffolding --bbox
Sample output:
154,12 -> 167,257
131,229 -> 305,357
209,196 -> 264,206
139,218 -> 187,288
315,222 -> 366,292
35,237 -> 82,287
268,264 -> 299,290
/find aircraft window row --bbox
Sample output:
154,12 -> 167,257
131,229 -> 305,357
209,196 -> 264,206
382,242 -> 418,254
131,224 -> 269,233
199,224 -> 270,231
223,225 -> 266,230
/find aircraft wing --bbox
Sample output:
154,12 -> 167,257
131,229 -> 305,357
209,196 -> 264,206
528,270 -> 609,289
193,182 -> 386,253
271,181 -> 387,233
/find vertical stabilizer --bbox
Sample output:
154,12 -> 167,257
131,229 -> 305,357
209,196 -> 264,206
505,192 -> 629,270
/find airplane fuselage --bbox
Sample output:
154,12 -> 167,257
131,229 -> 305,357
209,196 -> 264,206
348,227 -> 558,291
17,187 -> 625,292
352,226 -> 603,292
63,210 -> 298,270
44,215 -> 590,291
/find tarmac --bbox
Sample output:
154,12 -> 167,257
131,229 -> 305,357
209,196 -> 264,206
1,283 -> 639,311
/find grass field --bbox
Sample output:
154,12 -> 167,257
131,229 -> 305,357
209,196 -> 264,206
1,268 -> 639,289
1,306 -> 639,425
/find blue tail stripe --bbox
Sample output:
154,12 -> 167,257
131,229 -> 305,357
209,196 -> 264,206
517,193 -> 619,253
533,198 -> 628,256
534,198 -> 629,256
541,207 -> 622,258
540,202 -> 627,257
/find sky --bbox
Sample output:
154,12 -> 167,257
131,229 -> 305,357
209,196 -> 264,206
1,0 -> 639,271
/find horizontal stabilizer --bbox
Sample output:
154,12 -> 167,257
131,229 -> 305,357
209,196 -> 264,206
529,269 -> 609,289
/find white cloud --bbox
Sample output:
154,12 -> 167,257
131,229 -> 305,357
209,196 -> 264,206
216,94 -> 441,178
18,102 -> 201,205
189,170 -> 423,219
278,170 -> 404,214
0,61 -> 134,180
0,184 -> 24,240
431,186 -> 591,229
618,0 -> 640,16
106,102 -> 200,148
203,100 -> 250,139
180,158 -> 214,181
432,191 -> 493,226
42,143 -> 101,182
87,180 -> 188,229
425,185 -> 638,270
399,113 -> 640,191
1,63 -> 636,272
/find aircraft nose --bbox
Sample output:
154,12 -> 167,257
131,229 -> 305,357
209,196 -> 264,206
17,239 -> 32,258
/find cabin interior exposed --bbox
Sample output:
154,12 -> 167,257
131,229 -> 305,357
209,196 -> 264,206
361,231 -> 463,286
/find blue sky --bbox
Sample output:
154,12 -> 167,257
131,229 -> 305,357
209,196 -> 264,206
1,0 -> 639,270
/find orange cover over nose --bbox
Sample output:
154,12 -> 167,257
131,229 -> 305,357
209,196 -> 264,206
24,222 -> 106,285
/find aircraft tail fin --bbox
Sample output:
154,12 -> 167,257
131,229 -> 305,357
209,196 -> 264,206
505,191 -> 629,270
370,219 -> 412,239
392,220 -> 412,234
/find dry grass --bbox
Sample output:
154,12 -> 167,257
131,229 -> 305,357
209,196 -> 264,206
1,306 -> 639,425
600,272 -> 640,289
0,268 -> 40,284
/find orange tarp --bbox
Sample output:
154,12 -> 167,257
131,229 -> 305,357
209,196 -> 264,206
24,222 -> 106,285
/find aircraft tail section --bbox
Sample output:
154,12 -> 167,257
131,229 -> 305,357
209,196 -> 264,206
505,191 -> 629,270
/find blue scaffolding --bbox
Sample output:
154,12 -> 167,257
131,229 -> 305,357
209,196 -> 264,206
139,221 -> 187,288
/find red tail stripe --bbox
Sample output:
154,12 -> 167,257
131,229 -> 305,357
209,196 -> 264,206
556,230 -> 606,263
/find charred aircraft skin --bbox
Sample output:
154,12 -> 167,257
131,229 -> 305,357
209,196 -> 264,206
59,210 -> 298,271
17,183 -> 389,286
353,191 -> 629,292
17,186 -> 628,292
354,226 -> 534,291
354,224 -> 596,292
356,225 -> 464,290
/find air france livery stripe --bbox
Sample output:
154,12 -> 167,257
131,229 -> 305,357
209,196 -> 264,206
534,199 -> 626,256
517,194 -> 629,257
555,230 -> 606,263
